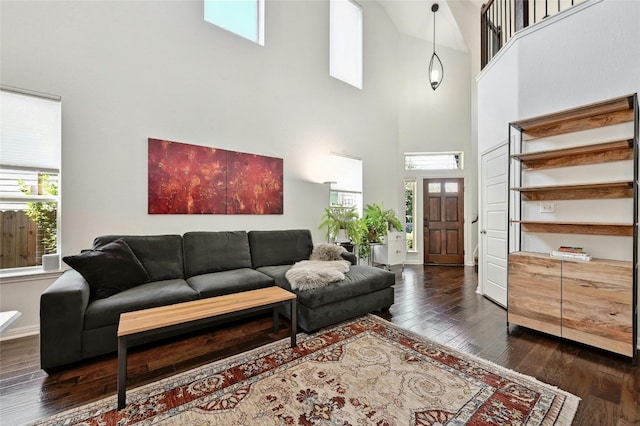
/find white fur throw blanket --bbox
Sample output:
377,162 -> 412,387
285,259 -> 350,291
285,243 -> 351,291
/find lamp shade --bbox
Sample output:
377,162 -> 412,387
429,51 -> 444,90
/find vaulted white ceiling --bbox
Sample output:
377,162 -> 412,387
377,0 -> 483,53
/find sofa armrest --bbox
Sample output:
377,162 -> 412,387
341,252 -> 358,265
40,269 -> 91,371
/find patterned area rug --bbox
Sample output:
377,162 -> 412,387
34,315 -> 579,425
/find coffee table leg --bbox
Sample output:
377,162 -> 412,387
117,336 -> 127,410
273,308 -> 279,333
290,299 -> 297,347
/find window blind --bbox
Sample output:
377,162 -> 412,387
1,88 -> 61,172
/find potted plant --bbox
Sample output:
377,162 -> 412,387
363,203 -> 403,244
319,206 -> 360,243
351,204 -> 403,261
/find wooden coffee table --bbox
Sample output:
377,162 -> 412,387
117,286 -> 297,409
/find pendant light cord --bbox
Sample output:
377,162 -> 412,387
433,9 -> 436,54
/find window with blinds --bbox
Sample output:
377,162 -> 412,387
0,87 -> 61,270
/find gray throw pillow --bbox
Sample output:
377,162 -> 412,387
63,238 -> 150,299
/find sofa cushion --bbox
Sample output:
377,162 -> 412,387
248,229 -> 313,268
84,278 -> 198,330
93,235 -> 184,281
187,268 -> 274,298
256,265 -> 291,288
183,231 -> 252,278
257,264 -> 394,309
63,239 -> 150,300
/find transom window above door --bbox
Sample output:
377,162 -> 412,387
405,152 -> 463,171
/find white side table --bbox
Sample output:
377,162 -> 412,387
372,231 -> 406,270
0,311 -> 21,334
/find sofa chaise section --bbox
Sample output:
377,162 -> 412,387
248,229 -> 395,332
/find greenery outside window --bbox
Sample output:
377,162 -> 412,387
404,179 -> 416,251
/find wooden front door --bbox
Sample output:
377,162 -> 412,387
423,178 -> 464,264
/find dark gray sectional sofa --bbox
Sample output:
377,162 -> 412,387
40,229 -> 395,371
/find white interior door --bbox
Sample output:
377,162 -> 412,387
480,143 -> 508,307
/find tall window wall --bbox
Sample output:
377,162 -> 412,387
0,87 -> 61,272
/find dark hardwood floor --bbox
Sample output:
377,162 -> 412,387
1,265 -> 638,425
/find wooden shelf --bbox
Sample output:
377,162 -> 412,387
512,95 -> 635,138
511,220 -> 634,236
511,180 -> 633,200
511,139 -> 634,170
510,251 -> 632,267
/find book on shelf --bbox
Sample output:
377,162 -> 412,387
557,246 -> 584,254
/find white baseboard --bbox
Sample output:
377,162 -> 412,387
0,324 -> 39,341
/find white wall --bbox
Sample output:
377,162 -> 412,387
0,0 -> 400,334
397,34 -> 474,265
477,0 -> 640,337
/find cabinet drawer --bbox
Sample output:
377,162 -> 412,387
508,253 -> 561,336
561,260 -> 633,356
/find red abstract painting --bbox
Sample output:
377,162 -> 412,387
148,139 -> 283,215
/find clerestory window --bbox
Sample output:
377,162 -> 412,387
329,0 -> 363,89
204,0 -> 265,45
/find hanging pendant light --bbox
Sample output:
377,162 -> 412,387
429,3 -> 444,91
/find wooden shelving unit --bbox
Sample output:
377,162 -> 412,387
507,94 -> 638,361
512,95 -> 634,138
511,220 -> 633,236
511,180 -> 633,200
511,139 -> 634,170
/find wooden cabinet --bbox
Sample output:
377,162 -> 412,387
508,252 -> 633,356
508,252 -> 562,336
507,94 -> 638,360
561,258 -> 633,356
372,231 -> 406,270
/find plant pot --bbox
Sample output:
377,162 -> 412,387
336,242 -> 354,253
42,253 -> 60,271
335,229 -> 350,243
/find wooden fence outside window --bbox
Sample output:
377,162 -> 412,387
0,210 -> 44,268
